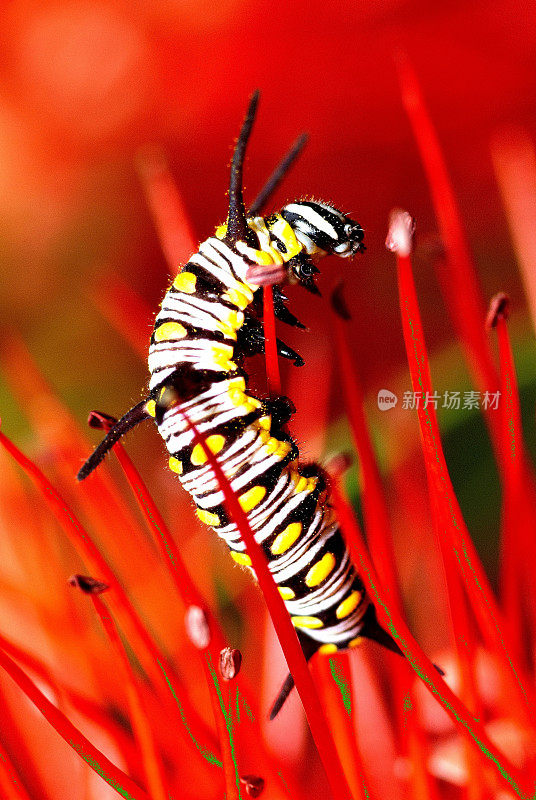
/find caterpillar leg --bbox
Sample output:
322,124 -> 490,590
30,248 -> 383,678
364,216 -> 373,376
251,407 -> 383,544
269,632 -> 319,720
76,401 -> 150,481
263,395 -> 296,431
272,286 -> 306,330
237,315 -> 304,366
269,606 -> 403,720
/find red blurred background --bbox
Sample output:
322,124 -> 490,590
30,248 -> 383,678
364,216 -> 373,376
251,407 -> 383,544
0,3 -> 536,797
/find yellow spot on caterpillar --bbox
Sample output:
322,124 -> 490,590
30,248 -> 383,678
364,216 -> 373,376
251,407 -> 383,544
276,441 -> 292,459
223,284 -> 253,310
336,590 -> 362,619
173,271 -> 197,293
271,522 -> 302,555
215,321 -> 237,340
168,456 -> 183,474
237,241 -> 279,266
291,616 -> 323,629
191,434 -> 225,466
229,389 -> 247,407
349,637 -> 364,648
291,472 -> 317,494
228,309 -> 244,327
255,250 -> 274,265
266,216 -> 302,259
155,321 -> 188,342
318,643 -> 338,655
231,551 -> 252,566
278,586 -> 295,600
215,309 -> 245,339
145,400 -> 156,417
264,437 -> 279,456
258,415 -> 271,430
197,508 -> 220,526
294,475 -> 308,493
238,485 -> 266,512
229,377 -> 246,390
211,344 -> 236,371
215,223 -> 227,239
305,552 -> 336,587
237,397 -> 260,414
240,397 -> 261,415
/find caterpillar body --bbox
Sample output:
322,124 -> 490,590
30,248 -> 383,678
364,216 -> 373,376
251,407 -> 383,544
79,92 -> 401,716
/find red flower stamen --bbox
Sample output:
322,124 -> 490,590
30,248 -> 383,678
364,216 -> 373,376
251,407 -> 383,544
329,473 -> 533,798
0,736 -> 32,800
330,285 -> 400,606
205,653 -> 241,800
72,586 -> 170,800
0,644 -> 151,800
313,653 -> 371,800
326,419 -> 440,800
388,211 -> 536,729
396,55 -> 499,407
136,145 -> 198,276
263,285 -> 282,397
0,426 -> 220,768
493,302 -> 536,675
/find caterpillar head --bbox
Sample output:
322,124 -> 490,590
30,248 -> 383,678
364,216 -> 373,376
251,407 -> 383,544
280,200 -> 364,259
256,200 -> 364,293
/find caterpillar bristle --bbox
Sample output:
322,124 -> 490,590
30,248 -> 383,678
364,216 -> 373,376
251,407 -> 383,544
77,401 -> 150,481
269,672 -> 296,720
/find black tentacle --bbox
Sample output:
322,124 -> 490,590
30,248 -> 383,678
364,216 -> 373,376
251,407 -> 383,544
226,91 -> 260,248
249,133 -> 308,217
77,401 -> 150,481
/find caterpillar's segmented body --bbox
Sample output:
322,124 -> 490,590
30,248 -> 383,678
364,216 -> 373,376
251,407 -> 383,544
79,92 -> 401,715
148,221 -> 369,653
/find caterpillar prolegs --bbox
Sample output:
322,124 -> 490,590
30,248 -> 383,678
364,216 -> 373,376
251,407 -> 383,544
78,92 -> 402,717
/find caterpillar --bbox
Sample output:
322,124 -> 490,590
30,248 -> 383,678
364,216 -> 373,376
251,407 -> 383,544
78,91 -> 402,717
